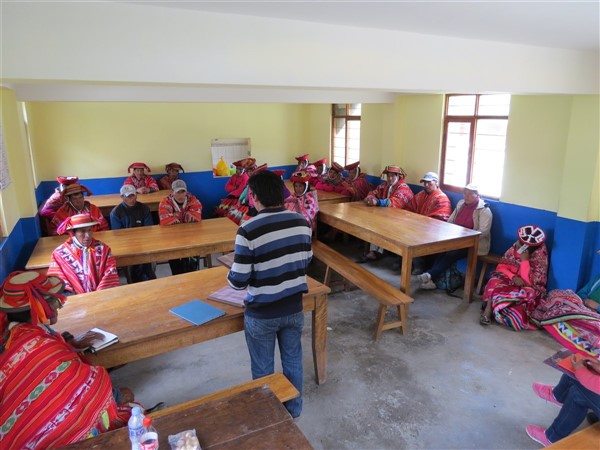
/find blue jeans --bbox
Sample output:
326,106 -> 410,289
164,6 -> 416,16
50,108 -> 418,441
244,312 -> 304,418
428,249 -> 467,279
546,374 -> 600,442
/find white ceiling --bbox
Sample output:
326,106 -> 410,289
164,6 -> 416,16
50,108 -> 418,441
124,0 -> 600,52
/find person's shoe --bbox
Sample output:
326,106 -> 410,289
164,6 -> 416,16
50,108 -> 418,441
411,267 -> 423,275
417,272 -> 431,283
532,382 -> 562,407
526,425 -> 552,447
146,402 -> 167,414
587,411 -> 599,425
420,279 -> 437,290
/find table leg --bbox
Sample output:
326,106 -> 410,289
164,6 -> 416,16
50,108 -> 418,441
464,238 -> 479,302
311,294 -> 328,385
400,255 -> 412,294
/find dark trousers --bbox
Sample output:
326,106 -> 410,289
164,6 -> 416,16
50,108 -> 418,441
428,249 -> 468,278
168,257 -> 198,275
129,263 -> 157,283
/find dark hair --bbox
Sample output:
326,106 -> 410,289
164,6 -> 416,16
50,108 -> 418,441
248,171 -> 284,208
6,310 -> 32,323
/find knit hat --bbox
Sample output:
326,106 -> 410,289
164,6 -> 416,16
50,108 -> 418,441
165,163 -> 185,173
56,213 -> 99,235
0,271 -> 65,326
128,162 -> 151,173
518,225 -> 546,247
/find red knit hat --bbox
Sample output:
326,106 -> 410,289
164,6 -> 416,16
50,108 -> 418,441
128,162 -> 151,173
60,183 -> 93,200
165,163 -> 184,173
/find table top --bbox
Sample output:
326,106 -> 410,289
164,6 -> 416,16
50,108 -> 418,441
284,180 -> 350,205
26,218 -> 238,270
54,266 -> 329,368
318,202 -> 480,253
59,386 -> 312,450
89,189 -> 170,212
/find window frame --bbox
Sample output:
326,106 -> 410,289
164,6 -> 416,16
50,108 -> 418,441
440,94 -> 509,200
331,104 -> 361,166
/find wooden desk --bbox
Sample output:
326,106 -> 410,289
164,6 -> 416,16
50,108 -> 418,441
89,189 -> 170,215
284,180 -> 350,205
26,218 -> 238,270
54,266 -> 329,384
318,202 -> 480,301
546,422 -> 600,449
59,386 -> 313,450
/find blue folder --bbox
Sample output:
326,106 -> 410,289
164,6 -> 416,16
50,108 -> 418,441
169,300 -> 225,326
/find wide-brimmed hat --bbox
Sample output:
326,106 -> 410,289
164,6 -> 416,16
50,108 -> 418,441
313,158 -> 328,166
518,225 -> 546,247
61,183 -> 93,200
290,171 -> 311,183
420,172 -> 439,183
128,162 -> 151,173
56,176 -> 79,186
329,162 -> 344,173
165,162 -> 185,173
251,163 -> 268,175
171,179 -> 187,193
232,158 -> 256,170
56,213 -> 99,235
295,154 -> 310,162
344,161 -> 360,171
0,271 -> 65,326
271,169 -> 286,178
382,165 -> 407,178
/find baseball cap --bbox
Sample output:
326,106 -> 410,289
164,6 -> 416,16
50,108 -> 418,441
420,172 -> 439,183
120,185 -> 137,197
172,179 -> 187,193
464,183 -> 479,193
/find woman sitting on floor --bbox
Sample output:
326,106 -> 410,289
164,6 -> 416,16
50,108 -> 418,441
480,225 -> 548,330
0,270 -> 138,449
284,171 -> 319,232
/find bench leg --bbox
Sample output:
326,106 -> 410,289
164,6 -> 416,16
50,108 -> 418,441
477,261 -> 488,295
374,304 -> 410,340
375,305 -> 386,340
324,266 -> 332,286
398,304 -> 409,335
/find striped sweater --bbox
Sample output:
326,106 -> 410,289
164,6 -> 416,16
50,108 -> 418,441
227,207 -> 312,318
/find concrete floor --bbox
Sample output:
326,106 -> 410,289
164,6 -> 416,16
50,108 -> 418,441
111,239 -> 572,450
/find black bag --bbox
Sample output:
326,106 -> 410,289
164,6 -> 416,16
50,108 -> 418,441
433,264 -> 464,294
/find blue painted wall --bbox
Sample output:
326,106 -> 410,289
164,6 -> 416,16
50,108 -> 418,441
0,217 -> 40,281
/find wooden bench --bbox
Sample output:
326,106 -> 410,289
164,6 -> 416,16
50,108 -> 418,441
149,372 -> 298,419
477,253 -> 502,294
312,240 -> 413,339
546,422 -> 600,449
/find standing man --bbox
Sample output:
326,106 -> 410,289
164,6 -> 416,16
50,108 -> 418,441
110,184 -> 157,283
227,170 -> 312,419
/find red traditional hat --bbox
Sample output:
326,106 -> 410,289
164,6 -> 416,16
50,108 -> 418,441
329,162 -> 344,172
290,171 -> 311,183
165,162 -> 185,173
56,213 -> 99,236
295,154 -> 310,162
344,161 -> 360,171
251,163 -> 268,175
128,162 -> 151,173
314,158 -> 328,166
518,225 -> 546,247
56,176 -> 79,186
381,165 -> 407,178
271,169 -> 286,177
60,183 -> 92,200
232,157 -> 257,170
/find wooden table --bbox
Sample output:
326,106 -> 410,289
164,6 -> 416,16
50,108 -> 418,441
89,189 -> 170,215
26,218 -> 238,270
54,266 -> 330,384
318,202 -> 480,301
284,180 -> 350,205
59,386 -> 312,450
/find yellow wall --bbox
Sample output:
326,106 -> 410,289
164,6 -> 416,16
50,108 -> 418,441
305,105 -> 331,161
0,88 -> 37,234
26,102 -> 313,180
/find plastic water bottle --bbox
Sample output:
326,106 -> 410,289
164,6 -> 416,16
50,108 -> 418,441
128,406 -> 145,450
140,416 -> 159,450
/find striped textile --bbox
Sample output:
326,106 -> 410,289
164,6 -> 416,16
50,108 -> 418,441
405,188 -> 451,221
0,324 -> 129,449
284,190 -> 319,231
158,193 -> 203,225
49,202 -> 108,236
47,237 -> 119,294
124,175 -> 159,192
366,180 -> 414,209
227,207 -> 312,306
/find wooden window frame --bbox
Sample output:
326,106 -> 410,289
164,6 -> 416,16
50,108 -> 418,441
331,104 -> 361,166
440,94 -> 508,199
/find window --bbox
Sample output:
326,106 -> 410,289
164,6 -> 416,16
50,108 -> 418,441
440,94 -> 510,198
210,138 -> 251,177
332,104 -> 361,166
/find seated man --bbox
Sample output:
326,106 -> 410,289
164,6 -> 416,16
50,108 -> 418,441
417,184 -> 493,289
40,175 -> 79,219
110,184 -> 156,283
159,179 -> 203,275
362,165 -> 414,261
47,213 -> 120,294
158,162 -> 185,190
344,161 -> 373,201
124,162 -> 159,194
405,172 -> 451,221
0,270 -> 137,448
49,182 -> 108,236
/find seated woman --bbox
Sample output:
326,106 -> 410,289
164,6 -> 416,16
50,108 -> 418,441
158,162 -> 185,190
47,213 -> 120,294
227,163 -> 267,225
40,175 -> 79,218
0,270 -> 137,448
308,158 -> 328,187
480,225 -> 548,329
531,250 -> 600,358
284,171 -> 319,232
344,161 -> 372,201
215,157 -> 255,217
124,162 -> 159,194
314,161 -> 352,196
294,154 -> 310,172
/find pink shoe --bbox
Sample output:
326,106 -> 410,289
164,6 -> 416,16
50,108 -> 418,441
526,425 -> 552,447
532,382 -> 563,407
